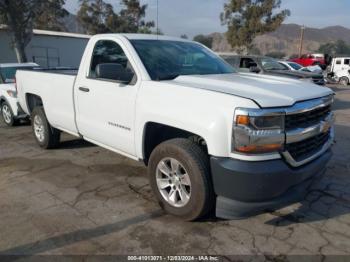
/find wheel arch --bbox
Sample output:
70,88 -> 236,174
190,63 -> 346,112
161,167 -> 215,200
141,122 -> 209,165
25,93 -> 43,114
0,95 -> 8,105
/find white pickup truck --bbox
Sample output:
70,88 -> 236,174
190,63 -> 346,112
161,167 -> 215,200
16,34 -> 334,220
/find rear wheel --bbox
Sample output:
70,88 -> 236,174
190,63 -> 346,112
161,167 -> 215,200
31,107 -> 60,149
339,76 -> 349,86
1,101 -> 15,126
148,138 -> 214,221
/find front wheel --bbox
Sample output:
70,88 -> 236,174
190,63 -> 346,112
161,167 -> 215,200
1,101 -> 15,126
31,107 -> 61,149
148,138 -> 214,221
339,76 -> 349,86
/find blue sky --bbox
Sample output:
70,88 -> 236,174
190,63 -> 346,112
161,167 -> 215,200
65,0 -> 350,38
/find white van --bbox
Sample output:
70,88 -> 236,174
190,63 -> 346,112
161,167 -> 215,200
329,57 -> 350,86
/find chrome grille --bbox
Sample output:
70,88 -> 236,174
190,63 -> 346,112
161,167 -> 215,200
285,104 -> 331,129
285,131 -> 330,162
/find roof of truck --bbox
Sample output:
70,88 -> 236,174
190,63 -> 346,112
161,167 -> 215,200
93,33 -> 190,42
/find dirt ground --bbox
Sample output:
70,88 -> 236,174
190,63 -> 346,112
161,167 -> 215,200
0,85 -> 350,258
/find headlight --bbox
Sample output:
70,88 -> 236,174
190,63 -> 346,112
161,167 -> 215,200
233,108 -> 285,154
6,90 -> 17,98
237,115 -> 284,130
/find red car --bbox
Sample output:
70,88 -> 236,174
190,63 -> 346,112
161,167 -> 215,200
290,53 -> 326,68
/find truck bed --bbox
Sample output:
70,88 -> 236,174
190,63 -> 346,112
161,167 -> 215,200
16,69 -> 79,135
30,68 -> 78,76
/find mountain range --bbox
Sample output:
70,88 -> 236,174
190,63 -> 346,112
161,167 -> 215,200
211,24 -> 350,55
60,15 -> 350,56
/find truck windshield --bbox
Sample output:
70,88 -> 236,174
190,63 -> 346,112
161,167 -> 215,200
288,62 -> 302,70
130,40 -> 235,80
261,58 -> 287,71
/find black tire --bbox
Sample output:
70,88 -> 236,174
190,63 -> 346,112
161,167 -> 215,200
1,101 -> 15,126
148,138 -> 214,221
339,76 -> 349,86
31,107 -> 60,149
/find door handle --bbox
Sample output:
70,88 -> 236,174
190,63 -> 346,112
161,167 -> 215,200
79,87 -> 90,92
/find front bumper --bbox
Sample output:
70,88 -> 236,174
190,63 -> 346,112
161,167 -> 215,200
211,150 -> 332,219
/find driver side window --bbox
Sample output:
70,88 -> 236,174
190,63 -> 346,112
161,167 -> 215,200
89,40 -> 136,83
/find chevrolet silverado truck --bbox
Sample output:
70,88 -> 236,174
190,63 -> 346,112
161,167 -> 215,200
16,34 -> 335,220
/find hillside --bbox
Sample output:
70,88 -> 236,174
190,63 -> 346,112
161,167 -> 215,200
211,24 -> 350,55
60,14 -> 350,56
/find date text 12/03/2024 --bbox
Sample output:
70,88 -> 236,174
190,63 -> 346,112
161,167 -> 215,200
127,256 -> 219,261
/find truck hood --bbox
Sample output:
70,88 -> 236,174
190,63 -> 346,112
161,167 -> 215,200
169,73 -> 333,108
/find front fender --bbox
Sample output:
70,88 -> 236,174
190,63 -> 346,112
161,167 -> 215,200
134,81 -> 259,159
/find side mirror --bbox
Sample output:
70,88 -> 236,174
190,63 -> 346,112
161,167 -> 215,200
96,63 -> 134,84
249,66 -> 261,73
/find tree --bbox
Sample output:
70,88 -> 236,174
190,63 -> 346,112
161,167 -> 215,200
180,34 -> 188,39
118,0 -> 154,33
249,46 -> 261,55
318,40 -> 350,55
193,34 -> 213,48
0,1 -> 42,62
34,0 -> 68,31
221,0 -> 290,53
77,0 -> 114,34
0,0 -> 67,62
77,0 -> 154,34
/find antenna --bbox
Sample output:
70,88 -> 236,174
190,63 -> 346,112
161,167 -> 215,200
156,0 -> 159,38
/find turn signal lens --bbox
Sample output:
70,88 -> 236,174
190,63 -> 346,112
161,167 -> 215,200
236,115 -> 250,125
235,144 -> 283,153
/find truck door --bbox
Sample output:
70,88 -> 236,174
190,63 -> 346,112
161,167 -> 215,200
75,39 -> 139,157
342,58 -> 350,74
333,58 -> 343,76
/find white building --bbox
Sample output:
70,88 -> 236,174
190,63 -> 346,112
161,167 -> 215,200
0,25 -> 90,68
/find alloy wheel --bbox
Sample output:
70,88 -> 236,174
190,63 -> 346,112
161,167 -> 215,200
156,157 -> 191,207
2,104 -> 12,124
33,115 -> 45,142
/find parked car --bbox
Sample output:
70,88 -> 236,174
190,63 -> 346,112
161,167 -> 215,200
16,34 -> 334,220
327,56 -> 350,86
0,63 -> 39,126
278,61 -> 323,74
222,55 -> 325,85
290,53 -> 326,69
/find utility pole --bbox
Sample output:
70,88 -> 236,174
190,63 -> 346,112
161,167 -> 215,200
156,0 -> 159,36
298,25 -> 305,57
